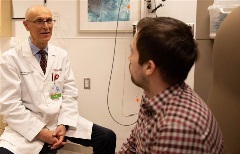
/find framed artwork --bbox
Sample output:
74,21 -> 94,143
79,0 -> 141,32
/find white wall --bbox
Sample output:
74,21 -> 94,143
10,0 -> 197,151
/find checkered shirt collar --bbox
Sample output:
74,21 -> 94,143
141,82 -> 186,117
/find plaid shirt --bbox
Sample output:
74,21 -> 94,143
118,83 -> 224,154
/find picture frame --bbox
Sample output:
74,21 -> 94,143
79,0 -> 141,32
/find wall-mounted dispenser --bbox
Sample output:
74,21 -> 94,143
208,1 -> 240,39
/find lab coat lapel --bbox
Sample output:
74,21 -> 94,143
45,45 -> 56,77
21,41 -> 45,76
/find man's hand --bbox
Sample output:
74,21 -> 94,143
36,128 -> 58,145
50,125 -> 67,150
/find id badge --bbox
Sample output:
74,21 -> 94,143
49,83 -> 62,99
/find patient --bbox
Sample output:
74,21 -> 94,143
118,17 -> 224,153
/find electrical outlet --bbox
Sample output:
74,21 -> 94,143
84,78 -> 90,89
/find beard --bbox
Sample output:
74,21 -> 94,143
129,63 -> 146,89
130,73 -> 145,89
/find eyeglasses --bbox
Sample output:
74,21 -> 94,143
26,19 -> 55,26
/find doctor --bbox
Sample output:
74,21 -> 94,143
0,5 -> 116,154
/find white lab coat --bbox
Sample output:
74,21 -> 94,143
0,40 -> 93,154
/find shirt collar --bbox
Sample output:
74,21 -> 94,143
141,82 -> 186,117
28,37 -> 48,56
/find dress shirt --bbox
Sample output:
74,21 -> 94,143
118,82 -> 224,154
28,37 -> 48,63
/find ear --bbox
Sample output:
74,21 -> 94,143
23,21 -> 30,31
144,60 -> 156,76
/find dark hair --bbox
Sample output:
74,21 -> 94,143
136,17 -> 198,85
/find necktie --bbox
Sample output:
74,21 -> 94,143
39,50 -> 47,74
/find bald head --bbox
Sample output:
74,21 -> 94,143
23,5 -> 53,49
25,5 -> 52,20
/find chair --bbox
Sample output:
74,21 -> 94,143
207,6 -> 240,154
